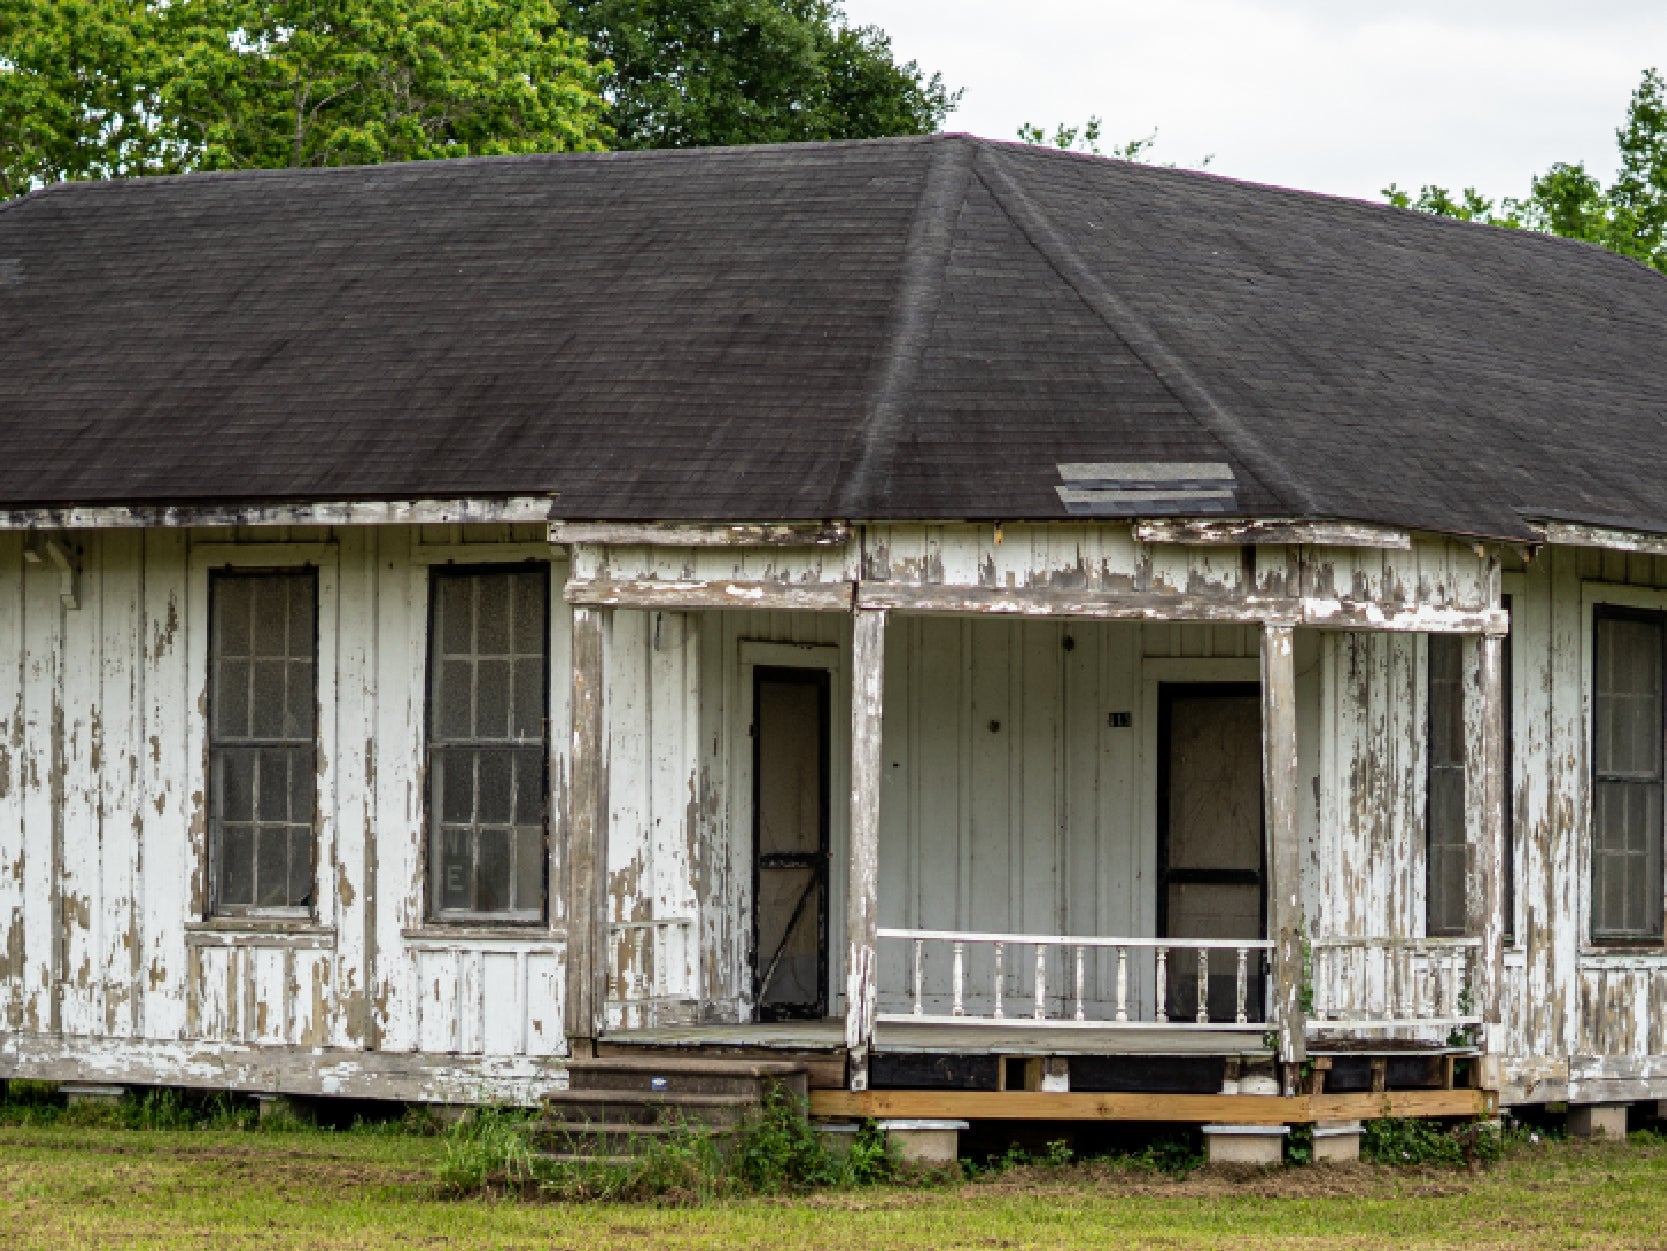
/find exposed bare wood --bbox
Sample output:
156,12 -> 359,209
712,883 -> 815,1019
855,583 -> 1506,634
551,522 -> 849,548
566,607 -> 608,1050
0,498 -> 563,531
1135,519 -> 1413,550
1262,624 -> 1306,1072
1538,520 -> 1667,557
566,578 -> 854,612
808,1088 -> 1490,1123
845,608 -> 887,1091
1467,634 -> 1508,1052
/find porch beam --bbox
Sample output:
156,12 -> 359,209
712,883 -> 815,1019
565,578 -> 853,612
565,606 -> 609,1054
844,607 -> 888,1091
1260,624 -> 1307,1076
551,521 -> 849,548
855,583 -> 1506,634
1465,633 -> 1508,1062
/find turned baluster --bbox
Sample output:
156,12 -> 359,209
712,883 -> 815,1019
993,942 -> 1005,1020
1155,947 -> 1169,1023
912,938 -> 924,1016
1034,946 -> 1047,1021
1115,946 -> 1128,1022
1235,946 -> 1249,1025
951,941 -> 965,1017
1195,948 -> 1210,1024
1075,946 -> 1087,1022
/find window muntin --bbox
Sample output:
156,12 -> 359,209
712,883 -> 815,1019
1592,608 -> 1666,943
209,570 -> 318,915
1426,634 -> 1467,937
427,566 -> 548,921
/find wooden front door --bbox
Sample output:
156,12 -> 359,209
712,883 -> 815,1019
751,667 -> 831,1020
1158,682 -> 1266,1022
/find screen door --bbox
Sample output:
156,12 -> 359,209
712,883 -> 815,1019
752,667 -> 831,1020
1158,682 -> 1266,1022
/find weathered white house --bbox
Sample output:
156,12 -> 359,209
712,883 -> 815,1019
3,135 -> 1667,1135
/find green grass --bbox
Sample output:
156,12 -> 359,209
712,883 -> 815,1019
3,1121 -> 1667,1249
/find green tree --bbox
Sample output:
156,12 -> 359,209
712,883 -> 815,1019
165,0 -> 607,169
0,0 -> 176,197
1,0 -> 607,195
1385,68 -> 1667,273
567,0 -> 956,149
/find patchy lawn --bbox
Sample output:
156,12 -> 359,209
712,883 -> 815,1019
3,1123 -> 1667,1249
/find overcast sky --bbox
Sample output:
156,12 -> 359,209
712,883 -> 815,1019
839,0 -> 1667,205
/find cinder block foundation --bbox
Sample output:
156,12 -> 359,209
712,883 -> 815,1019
879,1119 -> 966,1166
1312,1120 -> 1363,1163
1568,1103 -> 1629,1140
816,1122 -> 861,1159
1203,1123 -> 1288,1166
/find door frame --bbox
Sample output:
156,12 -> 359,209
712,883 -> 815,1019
749,665 -> 833,1020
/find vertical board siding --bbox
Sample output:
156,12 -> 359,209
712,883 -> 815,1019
0,527 -> 572,1072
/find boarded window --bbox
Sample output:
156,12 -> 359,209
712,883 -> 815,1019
1592,609 -> 1665,942
209,570 -> 318,914
1426,635 -> 1467,937
427,567 -> 548,920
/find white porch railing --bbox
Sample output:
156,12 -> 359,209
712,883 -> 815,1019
1308,936 -> 1483,1031
877,928 -> 1275,1028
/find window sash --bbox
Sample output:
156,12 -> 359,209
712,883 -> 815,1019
426,567 -> 549,922
1426,634 -> 1467,937
208,570 -> 319,916
1592,608 -> 1666,943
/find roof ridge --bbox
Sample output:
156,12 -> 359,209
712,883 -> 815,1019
830,135 -> 976,518
972,144 -> 1317,516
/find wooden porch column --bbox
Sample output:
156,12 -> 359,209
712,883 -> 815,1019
1260,623 -> 1307,1079
844,607 -> 888,1091
566,605 -> 609,1056
1466,633 -> 1508,1061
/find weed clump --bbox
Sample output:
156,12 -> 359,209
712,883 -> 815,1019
1360,1116 -> 1520,1166
437,1087 -> 897,1203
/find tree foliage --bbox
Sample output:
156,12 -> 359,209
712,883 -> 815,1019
1,0 -> 609,195
1018,115 -> 1210,169
567,0 -> 956,149
1385,68 -> 1667,274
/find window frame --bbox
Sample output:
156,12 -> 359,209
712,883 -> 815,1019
422,561 -> 553,926
186,542 -> 339,931
1589,600 -> 1667,947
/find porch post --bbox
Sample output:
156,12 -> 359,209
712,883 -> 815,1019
1260,623 -> 1307,1081
844,606 -> 888,1091
566,605 -> 609,1056
1466,633 -> 1507,1065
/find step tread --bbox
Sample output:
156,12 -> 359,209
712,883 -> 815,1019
567,1055 -> 808,1078
546,1088 -> 764,1107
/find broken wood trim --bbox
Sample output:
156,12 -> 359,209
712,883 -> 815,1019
807,1088 -> 1492,1123
1538,520 -> 1667,557
1466,633 -> 1508,1048
1261,624 -> 1306,1074
1134,518 -> 1413,550
0,497 -> 563,530
565,578 -> 854,612
566,606 -> 609,1052
845,607 -> 888,1091
855,583 -> 1508,634
550,522 -> 849,548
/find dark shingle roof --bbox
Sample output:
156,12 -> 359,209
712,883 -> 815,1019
2,133 -> 1665,540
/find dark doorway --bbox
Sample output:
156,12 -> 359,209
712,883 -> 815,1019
1157,682 -> 1266,1022
751,667 -> 831,1020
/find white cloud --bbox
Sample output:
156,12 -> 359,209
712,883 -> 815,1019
841,0 -> 1667,202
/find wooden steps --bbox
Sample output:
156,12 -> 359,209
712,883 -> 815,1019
534,1056 -> 808,1161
